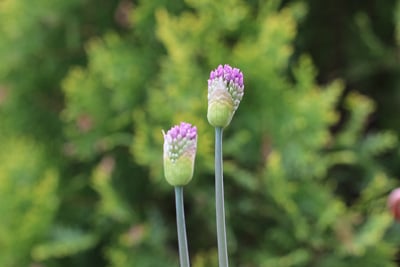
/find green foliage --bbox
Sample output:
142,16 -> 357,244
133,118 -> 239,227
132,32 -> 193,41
0,0 -> 399,266
0,138 -> 59,267
32,226 -> 98,261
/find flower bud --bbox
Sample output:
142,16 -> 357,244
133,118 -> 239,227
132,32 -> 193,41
207,64 -> 244,128
388,188 -> 400,221
163,122 -> 197,186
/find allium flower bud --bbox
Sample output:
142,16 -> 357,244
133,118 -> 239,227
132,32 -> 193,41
207,64 -> 244,128
388,188 -> 400,221
163,122 -> 197,186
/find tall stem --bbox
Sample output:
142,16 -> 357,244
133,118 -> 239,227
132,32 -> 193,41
215,127 -> 229,267
175,186 -> 190,267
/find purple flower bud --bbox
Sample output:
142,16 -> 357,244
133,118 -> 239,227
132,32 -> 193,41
163,122 -> 197,186
207,64 -> 244,127
388,188 -> 400,221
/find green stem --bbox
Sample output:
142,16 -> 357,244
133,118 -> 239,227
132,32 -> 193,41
175,186 -> 190,267
215,127 -> 229,267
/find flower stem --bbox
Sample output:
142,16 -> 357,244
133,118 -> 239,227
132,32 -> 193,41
175,186 -> 190,267
215,127 -> 229,267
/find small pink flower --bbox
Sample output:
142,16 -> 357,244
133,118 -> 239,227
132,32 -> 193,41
76,113 -> 93,133
388,188 -> 400,221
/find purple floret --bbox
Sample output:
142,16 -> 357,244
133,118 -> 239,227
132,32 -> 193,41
163,122 -> 197,161
166,122 -> 197,141
208,64 -> 244,88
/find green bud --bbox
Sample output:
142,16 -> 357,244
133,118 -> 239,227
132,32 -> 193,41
164,154 -> 194,186
207,88 -> 235,128
163,122 -> 197,186
207,64 -> 244,128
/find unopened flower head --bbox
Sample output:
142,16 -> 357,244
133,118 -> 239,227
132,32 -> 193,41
388,188 -> 400,221
207,64 -> 244,128
163,122 -> 197,186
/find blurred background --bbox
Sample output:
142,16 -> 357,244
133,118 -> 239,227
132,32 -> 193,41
1,0 -> 400,266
